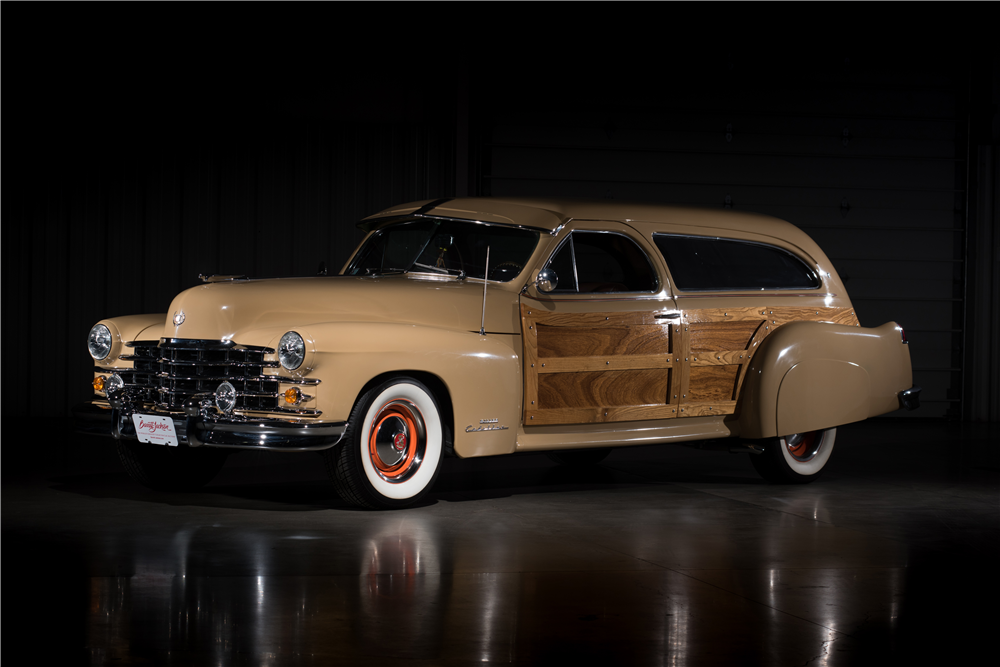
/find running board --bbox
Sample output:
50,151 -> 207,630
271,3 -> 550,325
515,415 -> 735,452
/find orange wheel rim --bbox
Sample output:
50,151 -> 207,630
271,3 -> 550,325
785,431 -> 821,461
368,399 -> 425,482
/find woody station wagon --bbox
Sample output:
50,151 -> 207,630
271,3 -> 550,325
76,198 -> 920,508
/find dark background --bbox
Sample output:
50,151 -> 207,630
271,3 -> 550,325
3,6 -> 999,430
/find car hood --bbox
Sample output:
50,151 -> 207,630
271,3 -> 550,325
162,275 -> 523,343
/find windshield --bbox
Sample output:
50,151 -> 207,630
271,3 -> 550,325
346,219 -> 540,282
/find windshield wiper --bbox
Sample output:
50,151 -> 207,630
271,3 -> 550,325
363,267 -> 407,276
410,262 -> 467,279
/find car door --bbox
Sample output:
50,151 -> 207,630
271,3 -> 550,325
519,222 -> 680,426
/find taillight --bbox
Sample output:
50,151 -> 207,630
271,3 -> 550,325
897,325 -> 908,344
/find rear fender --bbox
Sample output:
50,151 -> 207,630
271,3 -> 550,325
737,321 -> 912,439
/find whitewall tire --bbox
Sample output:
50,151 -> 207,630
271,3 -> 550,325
749,428 -> 836,484
325,378 -> 444,509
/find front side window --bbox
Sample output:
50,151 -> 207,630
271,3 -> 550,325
653,234 -> 820,291
545,231 -> 658,293
347,219 -> 540,282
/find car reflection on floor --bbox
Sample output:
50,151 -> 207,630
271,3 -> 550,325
4,420 -> 998,664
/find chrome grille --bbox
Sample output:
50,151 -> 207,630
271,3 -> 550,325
119,339 -> 280,411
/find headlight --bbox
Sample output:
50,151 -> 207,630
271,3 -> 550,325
88,324 -> 113,360
278,331 -> 305,370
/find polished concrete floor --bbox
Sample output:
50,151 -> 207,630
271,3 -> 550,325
3,420 -> 998,665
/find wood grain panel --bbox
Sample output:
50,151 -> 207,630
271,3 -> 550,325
538,369 -> 670,409
687,366 -> 740,402
525,310 -> 660,327
538,355 -> 675,373
537,324 -> 672,358
525,404 -> 681,425
687,306 -> 857,327
684,307 -> 767,323
689,320 -> 762,352
522,303 -> 860,425
679,402 -> 738,417
690,350 -> 750,366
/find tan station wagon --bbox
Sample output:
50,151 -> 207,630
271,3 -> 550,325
76,198 -> 920,508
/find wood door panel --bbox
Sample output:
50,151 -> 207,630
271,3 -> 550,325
689,321 -> 762,352
538,369 -> 670,409
687,366 -> 740,402
521,302 -> 858,426
525,404 -> 682,424
537,324 -> 672,358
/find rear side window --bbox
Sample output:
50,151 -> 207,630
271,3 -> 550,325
653,234 -> 820,291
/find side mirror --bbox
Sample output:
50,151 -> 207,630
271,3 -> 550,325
535,268 -> 558,293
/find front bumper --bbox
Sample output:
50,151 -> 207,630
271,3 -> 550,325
73,394 -> 346,452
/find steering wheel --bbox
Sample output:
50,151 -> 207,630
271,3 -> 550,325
488,261 -> 523,281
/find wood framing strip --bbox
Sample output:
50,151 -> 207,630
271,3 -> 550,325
679,401 -> 738,418
524,403 -> 682,424
689,350 -> 752,366
537,355 -> 675,373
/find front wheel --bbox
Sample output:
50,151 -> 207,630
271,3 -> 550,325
749,428 -> 836,484
325,378 -> 444,509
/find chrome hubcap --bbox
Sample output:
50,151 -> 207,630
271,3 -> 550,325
785,431 -> 822,462
368,399 -> 426,483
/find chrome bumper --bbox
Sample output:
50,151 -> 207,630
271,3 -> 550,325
899,385 -> 922,411
73,391 -> 346,452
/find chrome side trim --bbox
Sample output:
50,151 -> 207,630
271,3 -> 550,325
274,376 -> 321,385
124,340 -> 160,348
269,407 -> 322,416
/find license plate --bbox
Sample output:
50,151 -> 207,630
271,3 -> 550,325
132,414 -> 178,447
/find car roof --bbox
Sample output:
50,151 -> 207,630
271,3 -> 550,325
363,197 -> 809,243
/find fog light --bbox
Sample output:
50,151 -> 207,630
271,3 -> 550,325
215,382 -> 237,413
284,387 -> 302,405
106,374 -> 124,395
93,376 -> 106,392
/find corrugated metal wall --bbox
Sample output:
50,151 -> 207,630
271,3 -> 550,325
4,121 -> 456,418
3,50 -> 994,424
478,58 -> 969,419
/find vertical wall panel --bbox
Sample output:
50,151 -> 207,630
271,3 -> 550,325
480,58 -> 965,418
3,115 -> 456,419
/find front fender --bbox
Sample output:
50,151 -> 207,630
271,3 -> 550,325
737,321 -> 913,439
92,314 -> 167,368
293,322 -> 522,458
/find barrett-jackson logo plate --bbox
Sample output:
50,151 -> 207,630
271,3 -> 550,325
132,414 -> 179,446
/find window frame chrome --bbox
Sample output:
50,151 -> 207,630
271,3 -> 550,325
651,232 -> 822,293
540,229 -> 661,295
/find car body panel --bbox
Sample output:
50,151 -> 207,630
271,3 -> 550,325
81,197 -> 915,463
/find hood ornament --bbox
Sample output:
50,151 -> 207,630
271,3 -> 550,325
172,311 -> 186,326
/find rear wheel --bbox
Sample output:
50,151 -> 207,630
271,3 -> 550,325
749,428 -> 836,484
117,440 -> 228,491
325,378 -> 444,509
